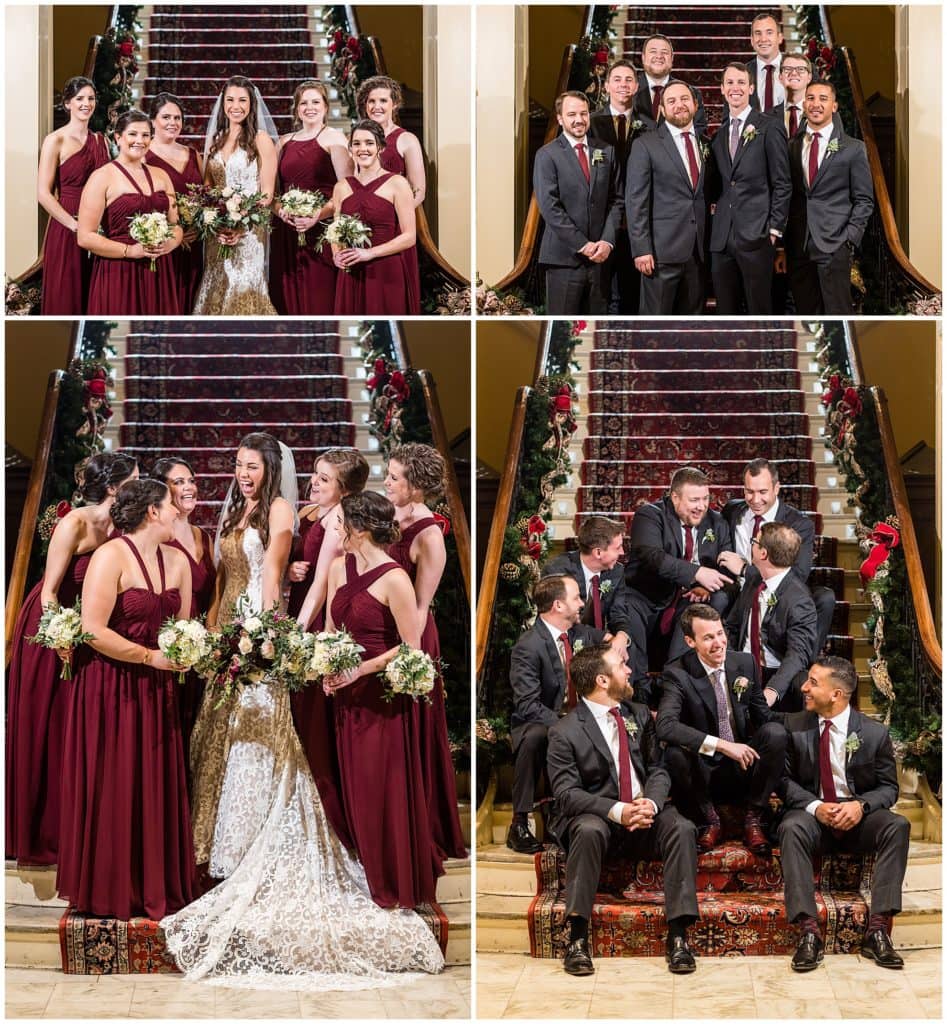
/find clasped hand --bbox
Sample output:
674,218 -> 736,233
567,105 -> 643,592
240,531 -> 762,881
579,240 -> 611,264
334,247 -> 371,269
620,798 -> 655,831
815,800 -> 863,831
322,664 -> 366,695
216,227 -> 245,246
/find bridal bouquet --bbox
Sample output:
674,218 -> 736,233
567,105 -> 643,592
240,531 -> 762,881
306,629 -> 365,680
382,644 -> 436,703
323,214 -> 372,271
157,616 -> 212,685
196,184 -> 272,259
278,188 -> 328,246
128,211 -> 174,271
174,183 -> 210,241
28,600 -> 93,680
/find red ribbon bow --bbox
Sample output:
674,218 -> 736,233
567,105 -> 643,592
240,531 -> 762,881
859,522 -> 900,584
433,512 -> 451,537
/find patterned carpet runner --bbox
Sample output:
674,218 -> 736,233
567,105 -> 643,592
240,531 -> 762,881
118,321 -> 356,530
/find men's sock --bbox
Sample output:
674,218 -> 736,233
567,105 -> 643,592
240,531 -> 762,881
666,918 -> 686,942
568,915 -> 589,943
867,912 -> 893,936
511,812 -> 528,828
795,914 -> 821,938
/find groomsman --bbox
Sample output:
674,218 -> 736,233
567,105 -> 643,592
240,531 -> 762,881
633,34 -> 708,137
507,574 -> 607,853
623,467 -> 733,701
547,643 -> 700,975
779,657 -> 909,972
543,515 -> 632,646
785,80 -> 874,314
770,53 -> 812,137
626,81 -> 709,314
589,60 -> 644,314
709,62 -> 791,313
718,458 -> 836,652
746,12 -> 785,113
657,605 -> 786,855
534,91 -> 622,315
725,522 -> 819,710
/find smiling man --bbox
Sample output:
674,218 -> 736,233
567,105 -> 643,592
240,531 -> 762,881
633,34 -> 708,136
779,657 -> 909,973
746,12 -> 785,112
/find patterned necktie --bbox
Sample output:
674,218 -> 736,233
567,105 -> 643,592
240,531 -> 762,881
589,574 -> 603,630
712,670 -> 735,742
764,64 -> 775,111
807,132 -> 821,187
819,720 -> 839,802
575,142 -> 591,183
616,113 -> 627,155
730,117 -> 741,160
788,104 -> 799,136
682,131 -> 700,189
651,84 -> 664,121
559,632 -> 577,709
749,581 -> 766,675
608,706 -> 634,802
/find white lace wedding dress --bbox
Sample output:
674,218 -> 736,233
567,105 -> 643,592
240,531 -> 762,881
161,527 -> 444,990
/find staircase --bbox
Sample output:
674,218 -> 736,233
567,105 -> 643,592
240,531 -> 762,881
476,319 -> 941,958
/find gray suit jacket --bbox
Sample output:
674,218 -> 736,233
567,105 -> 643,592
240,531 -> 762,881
721,498 -> 816,582
626,122 -> 709,264
534,133 -> 622,267
542,550 -> 632,637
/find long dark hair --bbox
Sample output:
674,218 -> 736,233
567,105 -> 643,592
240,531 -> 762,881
207,75 -> 260,164
221,433 -> 283,548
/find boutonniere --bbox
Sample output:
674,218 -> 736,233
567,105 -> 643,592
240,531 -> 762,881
572,639 -> 585,654
765,592 -> 778,611
844,733 -> 861,756
631,119 -> 644,133
699,141 -> 711,161
598,579 -> 613,595
702,528 -> 715,544
591,149 -> 605,166
825,138 -> 840,157
623,717 -> 638,739
732,676 -> 750,700
741,124 -> 758,145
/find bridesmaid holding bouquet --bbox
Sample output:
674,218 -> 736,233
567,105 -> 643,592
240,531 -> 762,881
36,76 -> 110,314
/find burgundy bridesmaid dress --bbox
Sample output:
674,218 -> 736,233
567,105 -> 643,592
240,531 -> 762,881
5,553 -> 93,865
269,135 -> 338,314
388,518 -> 467,862
165,528 -> 216,770
57,537 -> 196,920
378,126 -> 422,309
286,513 -> 320,621
330,555 -> 439,908
86,162 -> 181,315
145,147 -> 204,312
40,132 -> 110,315
332,173 -> 421,315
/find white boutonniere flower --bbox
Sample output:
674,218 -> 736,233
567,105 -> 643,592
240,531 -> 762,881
765,592 -> 779,611
825,138 -> 840,157
591,149 -> 605,166
732,676 -> 749,700
624,717 -> 638,739
844,732 -> 861,756
631,120 -> 644,132
573,639 -> 584,654
741,124 -> 758,145
599,579 -> 614,595
702,528 -> 715,544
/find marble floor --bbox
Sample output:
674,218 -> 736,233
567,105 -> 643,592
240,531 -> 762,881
475,950 -> 942,1019
4,965 -> 470,1019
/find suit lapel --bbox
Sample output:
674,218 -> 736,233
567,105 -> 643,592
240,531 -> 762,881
844,708 -> 863,784
804,711 -> 820,788
571,552 -> 588,600
558,133 -> 590,194
810,124 -> 842,190
539,623 -> 566,702
659,125 -> 695,191
577,702 -> 619,788
685,651 -> 719,721
729,111 -> 759,174
723,655 -> 748,734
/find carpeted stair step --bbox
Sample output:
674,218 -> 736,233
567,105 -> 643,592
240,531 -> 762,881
587,390 -> 806,415
588,368 -> 802,391
126,352 -> 345,376
582,435 -> 813,463
120,421 -> 356,451
591,348 -> 798,371
595,323 -> 796,346
586,411 -> 810,436
124,375 -> 348,401
148,27 -> 312,44
580,459 -> 814,487
147,58 -> 319,80
149,11 -> 317,29
122,397 -> 352,424
576,483 -> 817,515
143,76 -> 319,99
809,566 -> 846,600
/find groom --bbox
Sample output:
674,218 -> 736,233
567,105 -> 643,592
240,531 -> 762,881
546,643 -> 700,976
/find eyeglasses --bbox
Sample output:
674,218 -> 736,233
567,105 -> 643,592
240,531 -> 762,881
750,537 -> 761,546
782,67 -> 809,77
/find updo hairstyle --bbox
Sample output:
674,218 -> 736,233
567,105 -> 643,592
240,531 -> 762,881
340,491 -> 400,546
79,452 -> 139,504
388,443 -> 446,501
110,478 -> 168,533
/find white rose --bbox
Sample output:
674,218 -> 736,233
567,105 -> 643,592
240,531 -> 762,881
202,209 -> 216,226
221,187 -> 234,198
242,617 -> 262,634
226,196 -> 242,216
260,639 -> 275,659
238,634 -> 253,655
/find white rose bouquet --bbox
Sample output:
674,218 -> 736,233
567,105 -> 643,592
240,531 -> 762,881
157,616 -> 212,685
28,600 -> 93,679
278,188 -> 328,246
197,184 -> 272,259
382,644 -> 436,703
306,629 -> 365,681
323,213 -> 372,271
128,211 -> 174,271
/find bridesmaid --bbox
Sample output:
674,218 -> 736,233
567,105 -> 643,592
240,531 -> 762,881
331,120 -> 419,315
145,94 -> 204,312
6,452 -> 138,866
152,457 -> 216,767
36,76 -> 110,314
325,492 -> 439,908
57,479 -> 196,920
385,445 -> 467,863
79,109 -> 182,315
356,75 -> 426,206
289,449 -> 369,850
269,80 -> 351,315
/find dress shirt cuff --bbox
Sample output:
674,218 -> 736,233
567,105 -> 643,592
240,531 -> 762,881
699,735 -> 719,757
646,799 -> 658,817
608,802 -> 625,824
805,800 -> 822,817
770,228 -> 783,237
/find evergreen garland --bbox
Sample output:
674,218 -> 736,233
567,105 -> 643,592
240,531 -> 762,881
89,7 -> 143,136
323,6 -> 376,121
569,8 -> 620,108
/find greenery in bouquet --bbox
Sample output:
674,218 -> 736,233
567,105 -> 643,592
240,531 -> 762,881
195,185 -> 272,258
158,616 -> 212,684
382,644 -> 436,703
278,188 -> 328,246
128,211 -> 174,271
28,600 -> 93,680
323,214 -> 372,269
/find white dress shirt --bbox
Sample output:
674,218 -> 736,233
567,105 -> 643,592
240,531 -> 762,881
541,615 -> 569,665
735,500 -> 781,571
806,703 -> 854,815
666,121 -> 702,179
727,105 -> 752,139
696,657 -> 737,756
741,567 -> 790,668
578,556 -> 600,600
678,521 -> 700,564
755,53 -> 785,108
580,697 -> 654,822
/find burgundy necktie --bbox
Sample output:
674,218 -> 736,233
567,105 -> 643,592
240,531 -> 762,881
712,670 -> 735,742
651,84 -> 664,121
682,131 -> 700,189
608,706 -> 634,803
559,632 -> 577,709
819,720 -> 838,802
590,574 -> 603,631
807,132 -> 820,187
749,581 -> 766,675
764,64 -> 775,111
788,104 -> 799,137
752,513 -> 764,543
616,113 -> 627,155
659,526 -> 695,634
575,142 -> 591,183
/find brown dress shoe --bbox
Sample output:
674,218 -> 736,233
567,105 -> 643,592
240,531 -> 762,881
697,820 -> 722,852
743,810 -> 770,856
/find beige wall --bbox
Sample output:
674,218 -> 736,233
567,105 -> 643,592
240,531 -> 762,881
829,5 -> 895,101
5,321 -> 74,458
356,6 -> 424,93
52,5 -> 110,92
401,321 -> 471,444
527,5 -> 584,113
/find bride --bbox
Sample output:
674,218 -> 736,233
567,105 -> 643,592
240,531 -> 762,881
162,432 -> 443,989
192,76 -> 277,315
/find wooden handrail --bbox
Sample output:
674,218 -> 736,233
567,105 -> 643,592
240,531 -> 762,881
532,320 -> 554,384
475,386 -> 531,678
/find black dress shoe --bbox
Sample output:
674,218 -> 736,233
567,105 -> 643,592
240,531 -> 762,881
861,928 -> 904,969
791,932 -> 824,972
506,821 -> 542,854
665,935 -> 696,974
563,937 -> 594,975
